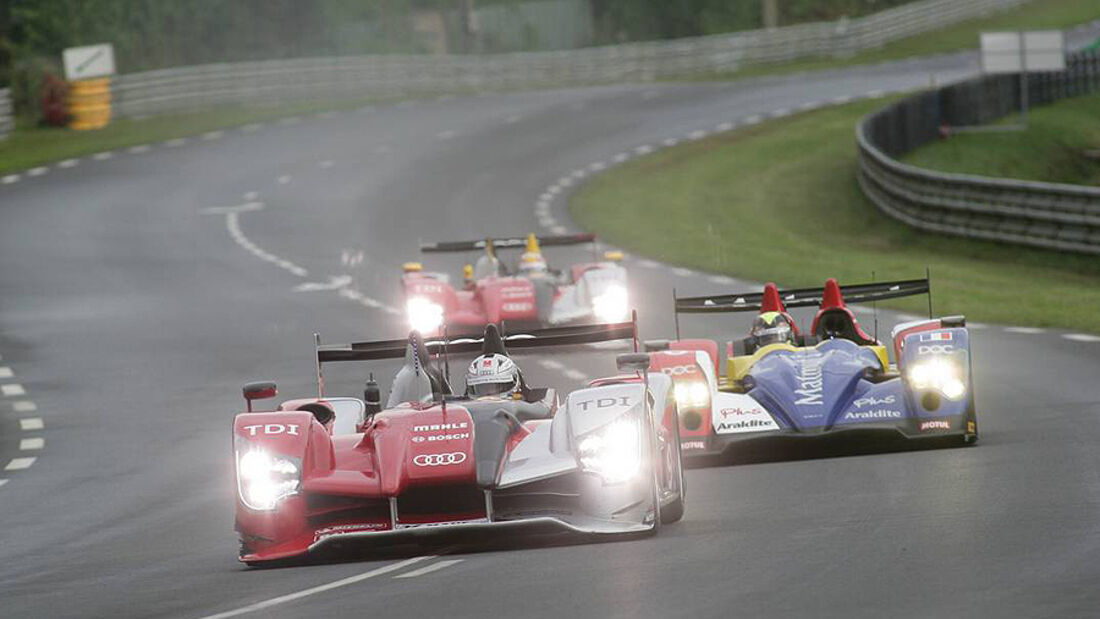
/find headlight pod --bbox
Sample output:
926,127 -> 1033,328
406,297 -> 444,334
906,358 -> 967,401
674,381 -> 710,409
577,417 -> 642,484
592,285 -> 629,323
236,445 -> 301,511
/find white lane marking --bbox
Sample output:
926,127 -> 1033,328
551,225 -> 568,234
770,108 -> 790,118
833,95 -> 852,104
2,384 -> 26,397
217,202 -> 311,278
164,138 -> 188,147
19,418 -> 44,431
1005,327 -> 1045,334
866,89 -> 885,98
57,159 -> 80,169
671,267 -> 694,277
707,275 -> 736,285
966,322 -> 988,329
639,259 -> 660,269
92,151 -> 114,161
241,123 -> 264,133
294,275 -> 352,292
662,138 -> 679,147
588,161 -> 606,172
505,114 -> 522,124
200,202 -> 264,215
743,115 -> 762,125
318,160 -> 335,169
243,191 -> 259,201
393,559 -> 464,579
27,167 -> 49,177
437,130 -> 456,140
538,216 -> 557,228
12,401 -> 37,412
570,168 -> 587,179
634,145 -> 654,155
0,367 -> 11,378
128,145 -> 151,154
563,369 -> 587,381
0,479 -> 7,488
278,116 -> 302,125
201,131 -> 225,141
612,152 -> 629,163
277,175 -> 291,185
539,359 -> 564,371
895,314 -> 921,322
716,121 -> 735,132
688,130 -> 707,140
19,438 -> 43,451
198,556 -> 435,619
5,458 -> 35,471
1,174 -> 19,184
1064,333 -> 1100,342
799,100 -> 823,110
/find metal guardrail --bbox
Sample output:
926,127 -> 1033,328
111,0 -> 1029,118
0,89 -> 13,141
857,51 -> 1100,255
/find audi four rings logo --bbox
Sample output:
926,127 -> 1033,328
413,452 -> 467,467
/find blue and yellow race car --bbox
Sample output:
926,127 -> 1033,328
645,278 -> 978,460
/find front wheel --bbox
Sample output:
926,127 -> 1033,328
659,419 -> 685,524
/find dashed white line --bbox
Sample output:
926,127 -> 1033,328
1063,333 -> 1100,342
19,438 -> 44,451
27,167 -> 49,177
833,95 -> 852,104
0,367 -> 11,378
563,369 -> 587,381
639,259 -> 660,269
277,175 -> 291,185
57,159 -> 80,169
0,479 -> 7,488
437,130 -> 456,140
5,458 -> 35,471
164,138 -> 188,148
241,123 -> 264,133
539,359 -> 564,370
12,401 -> 37,412
197,555 -> 436,619
662,138 -> 680,147
570,169 -> 587,179
688,130 -> 708,140
19,418 -> 44,431
393,559 -> 464,579
671,267 -> 695,277
715,121 -> 735,132
128,145 -> 151,154
92,151 -> 114,161
243,191 -> 259,201
707,275 -> 736,285
1,174 -> 19,184
634,145 -> 654,155
201,131 -> 225,141
318,160 -> 335,169
743,115 -> 762,125
612,152 -> 630,163
799,100 -> 823,111
2,384 -> 26,397
588,161 -> 606,172
866,89 -> 885,98
1005,327 -> 1045,334
770,108 -> 790,118
551,225 -> 569,234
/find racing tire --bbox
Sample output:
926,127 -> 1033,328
660,424 -> 685,525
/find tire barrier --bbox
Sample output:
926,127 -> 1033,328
68,79 -> 112,131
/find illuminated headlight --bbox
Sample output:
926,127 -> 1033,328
674,381 -> 710,408
592,285 -> 629,322
907,359 -> 966,401
236,446 -> 301,511
577,417 -> 642,484
406,297 -> 444,334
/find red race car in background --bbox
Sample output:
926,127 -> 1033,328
402,233 -> 629,336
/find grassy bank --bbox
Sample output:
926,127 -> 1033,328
691,0 -> 1100,81
903,90 -> 1100,185
570,97 -> 1100,333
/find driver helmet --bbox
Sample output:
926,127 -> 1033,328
465,353 -> 521,397
518,251 -> 547,275
751,311 -> 795,348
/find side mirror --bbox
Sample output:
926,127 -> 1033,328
643,339 -> 670,352
243,381 -> 277,412
364,379 -> 382,417
616,353 -> 651,373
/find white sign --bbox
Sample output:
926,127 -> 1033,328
63,44 -> 116,81
980,31 -> 1065,74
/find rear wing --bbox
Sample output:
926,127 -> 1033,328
420,234 -> 596,253
317,320 -> 636,364
675,278 -> 930,314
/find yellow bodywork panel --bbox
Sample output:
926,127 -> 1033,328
726,342 -> 889,381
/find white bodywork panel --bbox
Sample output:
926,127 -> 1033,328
712,392 -> 779,434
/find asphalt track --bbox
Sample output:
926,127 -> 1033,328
2,39 -> 1100,619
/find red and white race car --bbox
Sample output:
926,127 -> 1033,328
232,321 -> 684,565
401,233 -> 629,336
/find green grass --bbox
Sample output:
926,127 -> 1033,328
0,96 -> 396,176
570,96 -> 1100,333
684,0 -> 1100,81
903,90 -> 1100,185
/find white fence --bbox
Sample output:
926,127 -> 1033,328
112,0 -> 1030,118
0,89 -> 12,140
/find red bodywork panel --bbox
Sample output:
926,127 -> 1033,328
402,273 -> 537,333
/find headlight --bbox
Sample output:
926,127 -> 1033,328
906,359 -> 966,401
592,285 -> 629,323
577,417 -> 642,484
236,446 -> 301,511
406,297 -> 444,334
674,381 -> 710,408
